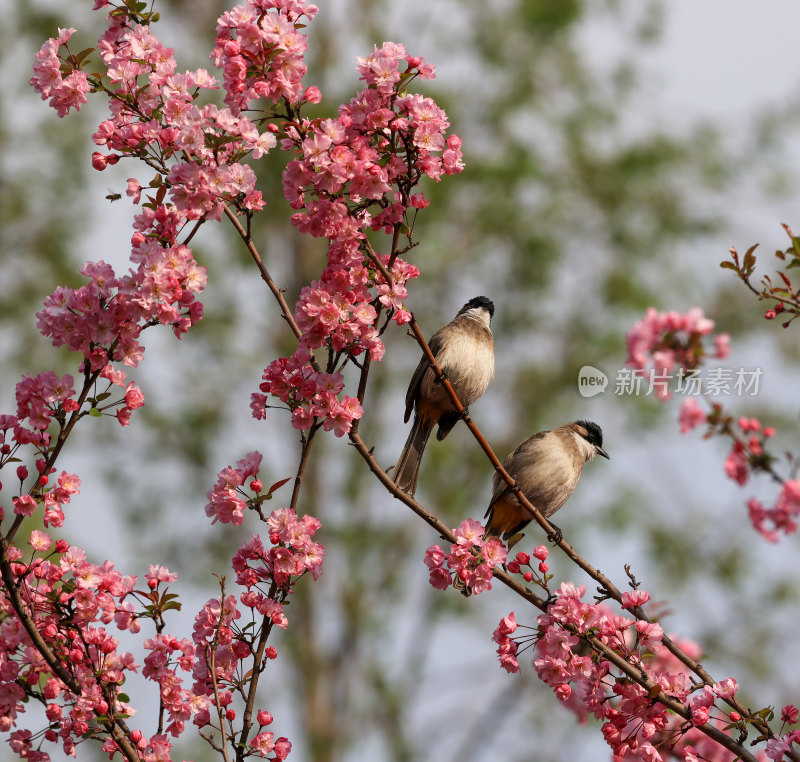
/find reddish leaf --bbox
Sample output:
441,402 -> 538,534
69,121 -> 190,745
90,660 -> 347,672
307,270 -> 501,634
742,243 -> 758,273
268,477 -> 292,495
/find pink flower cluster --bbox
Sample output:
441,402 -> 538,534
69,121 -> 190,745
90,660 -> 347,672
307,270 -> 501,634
36,252 -> 205,364
30,28 -> 91,117
678,398 -> 707,434
493,583 -> 749,760
283,43 -> 461,227
88,10 -> 283,215
251,347 -> 363,436
249,41 -> 462,437
9,468 -> 80,529
189,509 -> 322,758
684,405 -> 799,542
205,451 -> 263,525
0,534 -> 147,760
233,507 -> 324,592
506,545 -> 551,585
722,417 -> 775,488
20,3 -> 460,760
13,373 -> 76,448
250,251 -> 418,436
626,307 -> 730,400
424,519 -> 507,595
212,0 -> 319,110
701,414 -> 797,543
748,480 -> 800,543
765,714 -> 800,761
295,254 -> 419,353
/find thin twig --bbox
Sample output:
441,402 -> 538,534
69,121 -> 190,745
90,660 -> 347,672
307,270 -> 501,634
209,583 -> 232,762
291,425 -> 319,510
222,206 -> 302,340
237,587 -> 279,762
223,205 -> 322,376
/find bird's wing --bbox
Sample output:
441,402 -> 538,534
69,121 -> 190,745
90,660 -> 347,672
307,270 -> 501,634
403,329 -> 446,423
486,430 -> 549,513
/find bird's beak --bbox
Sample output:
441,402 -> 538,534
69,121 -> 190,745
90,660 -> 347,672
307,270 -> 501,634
596,446 -> 610,460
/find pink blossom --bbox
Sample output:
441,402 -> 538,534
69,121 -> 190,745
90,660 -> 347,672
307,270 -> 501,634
554,682 -> 572,702
621,590 -> 651,609
428,567 -> 451,591
678,398 -> 706,433
712,678 -> 738,699
274,737 -> 292,760
29,530 -> 52,552
424,545 -> 445,570
493,612 -> 517,638
251,731 -> 275,757
146,564 -> 178,585
714,333 -> 731,358
782,705 -> 799,724
626,307 -> 725,397
124,383 -> 145,409
13,494 -> 37,517
532,545 -> 549,561
257,710 -> 274,726
634,620 -> 663,649
453,518 -> 484,547
724,442 -> 749,486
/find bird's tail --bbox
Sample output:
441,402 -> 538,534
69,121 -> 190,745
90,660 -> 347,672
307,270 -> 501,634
392,415 -> 433,497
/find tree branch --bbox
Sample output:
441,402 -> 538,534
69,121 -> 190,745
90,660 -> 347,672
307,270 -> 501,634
223,206 -> 303,340
0,538 -> 141,761
347,430 -> 760,761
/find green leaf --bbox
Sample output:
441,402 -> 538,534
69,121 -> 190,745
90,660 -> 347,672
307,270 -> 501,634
94,392 -> 112,402
88,408 -> 102,418
74,48 -> 95,67
719,261 -> 737,271
162,601 -> 182,612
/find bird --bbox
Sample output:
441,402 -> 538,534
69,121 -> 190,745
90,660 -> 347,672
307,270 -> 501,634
392,296 -> 495,497
484,420 -> 609,545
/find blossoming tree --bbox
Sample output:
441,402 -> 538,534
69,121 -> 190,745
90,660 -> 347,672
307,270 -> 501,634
2,1 -> 799,761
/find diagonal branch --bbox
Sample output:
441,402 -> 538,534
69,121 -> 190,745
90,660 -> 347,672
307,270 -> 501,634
347,430 -> 759,762
223,206 -> 302,340
247,217 -> 775,760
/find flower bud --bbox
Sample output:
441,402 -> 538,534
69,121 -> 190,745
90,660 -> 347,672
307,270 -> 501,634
304,86 -> 322,104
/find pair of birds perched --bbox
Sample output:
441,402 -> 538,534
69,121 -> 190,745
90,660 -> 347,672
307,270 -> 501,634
391,296 -> 609,545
